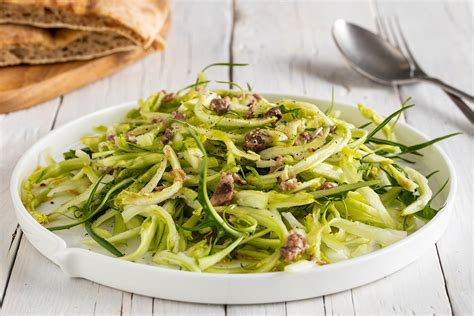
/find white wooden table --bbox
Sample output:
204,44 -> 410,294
1,1 -> 472,315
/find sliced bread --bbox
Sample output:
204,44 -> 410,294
0,24 -> 138,66
0,0 -> 170,49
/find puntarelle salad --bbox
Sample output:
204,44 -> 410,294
21,64 -> 459,273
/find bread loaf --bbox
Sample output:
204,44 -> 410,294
0,0 -> 170,49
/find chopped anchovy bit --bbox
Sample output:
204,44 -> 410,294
279,177 -> 298,191
264,107 -> 283,121
210,173 -> 235,206
22,64 -> 453,273
163,92 -> 175,103
244,128 -> 272,152
125,131 -> 137,144
162,128 -> 173,144
317,181 -> 337,190
281,231 -> 309,262
210,98 -> 231,115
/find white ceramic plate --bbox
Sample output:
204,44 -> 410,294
10,94 -> 456,304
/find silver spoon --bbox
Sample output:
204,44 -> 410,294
332,19 -> 474,119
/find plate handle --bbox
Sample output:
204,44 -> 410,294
54,248 -> 83,277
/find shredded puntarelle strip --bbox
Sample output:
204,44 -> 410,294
21,64 -> 457,273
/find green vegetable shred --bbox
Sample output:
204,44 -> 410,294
21,64 -> 458,273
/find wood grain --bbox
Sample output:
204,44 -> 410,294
0,98 -> 60,305
0,49 -> 150,113
0,12 -> 171,114
231,0 -> 452,314
0,0 -> 471,314
2,1 -> 231,315
376,1 -> 473,314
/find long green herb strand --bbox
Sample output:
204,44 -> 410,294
21,64 -> 460,272
365,105 -> 414,140
85,221 -> 124,257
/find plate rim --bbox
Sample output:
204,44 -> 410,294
10,93 -> 457,280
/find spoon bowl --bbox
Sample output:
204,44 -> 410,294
332,19 -> 412,84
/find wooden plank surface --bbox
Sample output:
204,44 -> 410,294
376,1 -> 473,314
0,49 -> 151,114
231,0 -> 452,314
0,98 -> 60,305
0,7 -> 171,114
1,1 -> 231,315
1,0 -> 471,315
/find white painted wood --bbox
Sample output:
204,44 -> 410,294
53,1 -> 232,126
352,246 -> 452,314
0,98 -> 59,304
153,299 -> 225,316
1,0 -> 471,314
92,285 -> 123,315
2,0 -> 231,314
226,303 -> 286,316
232,0 -> 399,114
231,1 -> 396,315
286,297 -> 325,316
323,291 -> 355,316
232,0 -> 452,315
2,240 -> 98,315
121,293 -> 153,316
376,1 -> 473,314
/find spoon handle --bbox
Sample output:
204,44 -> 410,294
419,76 -> 474,103
445,92 -> 474,124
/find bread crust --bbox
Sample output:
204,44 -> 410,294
0,0 -> 170,48
0,24 -> 138,66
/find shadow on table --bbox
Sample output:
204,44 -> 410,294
289,56 -> 386,92
289,56 -> 473,133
